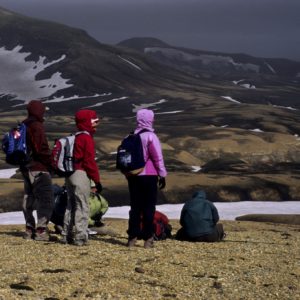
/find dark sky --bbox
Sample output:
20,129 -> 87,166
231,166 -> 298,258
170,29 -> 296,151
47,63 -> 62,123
1,0 -> 299,61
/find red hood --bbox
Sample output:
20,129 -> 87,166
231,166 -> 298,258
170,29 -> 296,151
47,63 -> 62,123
75,109 -> 98,134
27,100 -> 45,122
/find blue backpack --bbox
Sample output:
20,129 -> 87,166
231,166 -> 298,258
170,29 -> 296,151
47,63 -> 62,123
2,123 -> 29,166
116,130 -> 147,175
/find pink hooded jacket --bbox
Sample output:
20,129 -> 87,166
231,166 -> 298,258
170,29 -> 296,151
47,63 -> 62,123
134,109 -> 167,177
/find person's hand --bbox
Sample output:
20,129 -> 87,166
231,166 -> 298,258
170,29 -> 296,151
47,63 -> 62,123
94,182 -> 103,194
158,177 -> 166,190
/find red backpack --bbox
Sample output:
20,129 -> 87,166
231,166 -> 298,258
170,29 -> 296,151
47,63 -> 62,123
153,211 -> 172,240
139,211 -> 172,240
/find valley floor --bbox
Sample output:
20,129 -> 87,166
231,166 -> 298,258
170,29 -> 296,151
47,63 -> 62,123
0,220 -> 299,299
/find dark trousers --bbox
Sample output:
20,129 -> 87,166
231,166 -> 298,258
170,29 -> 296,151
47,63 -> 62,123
176,223 -> 225,243
127,175 -> 158,240
22,170 -> 54,229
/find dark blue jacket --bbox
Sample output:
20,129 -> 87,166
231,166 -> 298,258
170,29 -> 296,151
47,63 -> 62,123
180,191 -> 219,237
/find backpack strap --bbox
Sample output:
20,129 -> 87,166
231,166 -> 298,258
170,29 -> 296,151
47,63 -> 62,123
135,128 -> 150,165
135,129 -> 149,135
75,130 -> 90,136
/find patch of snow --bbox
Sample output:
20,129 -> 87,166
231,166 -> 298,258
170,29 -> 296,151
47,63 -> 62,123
191,166 -> 202,173
87,96 -> 128,108
118,55 -> 142,71
1,201 -> 299,224
0,45 -> 72,102
232,79 -> 255,89
264,61 -> 276,74
0,212 -> 27,225
145,47 -> 260,72
0,168 -> 18,179
233,79 -> 244,85
221,96 -> 241,104
155,110 -> 183,115
294,134 -> 300,141
250,128 -> 264,133
240,83 -> 256,89
12,94 -> 109,107
221,125 -> 229,128
42,93 -> 109,104
273,104 -> 297,111
132,99 -> 167,112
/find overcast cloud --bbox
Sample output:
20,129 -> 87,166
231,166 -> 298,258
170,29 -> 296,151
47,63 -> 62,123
0,0 -> 299,61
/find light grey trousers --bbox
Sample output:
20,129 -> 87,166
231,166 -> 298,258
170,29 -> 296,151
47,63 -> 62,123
63,170 -> 91,242
22,170 -> 54,229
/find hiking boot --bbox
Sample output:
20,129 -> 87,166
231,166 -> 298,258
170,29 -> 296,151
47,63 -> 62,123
94,220 -> 105,227
144,237 -> 154,249
35,227 -> 50,241
60,235 -> 74,244
60,236 -> 68,244
127,237 -> 137,247
221,232 -> 227,241
73,239 -> 88,246
23,226 -> 35,240
54,224 -> 63,235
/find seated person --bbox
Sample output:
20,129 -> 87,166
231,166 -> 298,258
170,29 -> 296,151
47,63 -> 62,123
88,191 -> 108,227
176,190 -> 225,242
51,184 -> 108,234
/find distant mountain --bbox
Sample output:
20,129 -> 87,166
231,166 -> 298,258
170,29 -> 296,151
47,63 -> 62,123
1,6 -> 299,112
118,37 -> 300,111
0,6 -> 299,113
118,37 -> 300,79
0,7 -> 203,109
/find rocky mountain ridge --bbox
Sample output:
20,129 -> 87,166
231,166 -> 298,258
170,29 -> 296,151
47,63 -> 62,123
118,37 -> 300,79
0,7 -> 204,107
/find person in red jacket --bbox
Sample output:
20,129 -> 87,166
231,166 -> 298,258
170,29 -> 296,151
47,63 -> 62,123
22,100 -> 54,241
62,109 -> 102,246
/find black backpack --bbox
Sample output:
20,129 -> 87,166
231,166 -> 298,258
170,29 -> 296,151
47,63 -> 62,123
116,130 -> 147,175
50,185 -> 68,227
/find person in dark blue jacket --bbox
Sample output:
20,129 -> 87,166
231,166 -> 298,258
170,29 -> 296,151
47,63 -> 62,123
176,190 -> 225,242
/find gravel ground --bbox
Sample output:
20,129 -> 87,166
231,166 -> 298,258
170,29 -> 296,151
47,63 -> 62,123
0,220 -> 299,300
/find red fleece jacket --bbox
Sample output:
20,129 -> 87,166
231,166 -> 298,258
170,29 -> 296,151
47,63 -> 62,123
73,110 -> 100,184
23,100 -> 52,172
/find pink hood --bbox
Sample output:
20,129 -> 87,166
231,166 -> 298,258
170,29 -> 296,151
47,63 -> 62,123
134,109 -> 167,177
135,109 -> 155,133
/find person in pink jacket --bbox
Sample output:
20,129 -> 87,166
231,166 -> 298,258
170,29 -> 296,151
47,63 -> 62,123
127,109 -> 167,249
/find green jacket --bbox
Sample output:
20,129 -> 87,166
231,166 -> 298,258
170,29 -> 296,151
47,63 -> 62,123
88,193 -> 109,226
180,190 -> 219,238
